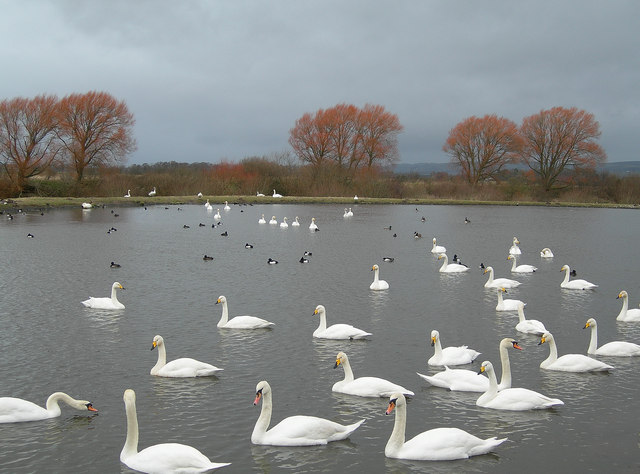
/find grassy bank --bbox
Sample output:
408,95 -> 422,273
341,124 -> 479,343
3,195 -> 639,212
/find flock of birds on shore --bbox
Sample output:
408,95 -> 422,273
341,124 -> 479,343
3,199 -> 640,473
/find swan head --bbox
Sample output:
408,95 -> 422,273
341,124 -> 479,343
437,253 -> 445,260
123,388 -> 136,405
151,335 -> 164,351
538,332 -> 553,346
430,330 -> 439,346
500,338 -> 522,351
617,290 -> 628,299
216,295 -> 226,305
513,237 -> 519,244
584,317 -> 597,329
385,393 -> 406,415
334,351 -> 348,369
371,264 -> 379,272
478,360 -> 494,375
254,380 -> 271,405
499,287 -> 507,293
483,266 -> 493,275
560,265 -> 570,272
313,304 -> 325,315
113,282 -> 125,290
507,255 -> 514,261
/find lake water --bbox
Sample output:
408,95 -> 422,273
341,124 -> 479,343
1,202 -> 639,473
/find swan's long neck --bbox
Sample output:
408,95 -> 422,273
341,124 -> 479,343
562,268 -> 571,284
373,268 -> 380,283
618,295 -> 629,319
385,402 -> 406,456
111,286 -> 120,304
317,311 -> 327,332
517,305 -> 526,323
121,397 -> 139,460
341,357 -> 355,383
45,392 -> 75,416
151,343 -> 167,373
498,342 -> 512,389
439,255 -> 448,271
252,391 -> 272,440
218,301 -> 229,327
510,257 -> 517,271
433,338 -> 443,358
587,325 -> 598,354
497,290 -> 504,304
486,268 -> 494,284
485,365 -> 499,396
543,338 -> 559,366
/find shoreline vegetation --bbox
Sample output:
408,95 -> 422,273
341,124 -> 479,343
3,195 -> 639,212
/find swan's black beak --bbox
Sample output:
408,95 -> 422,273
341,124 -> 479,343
333,359 -> 341,369
538,337 -> 546,345
151,342 -> 157,351
430,338 -> 436,347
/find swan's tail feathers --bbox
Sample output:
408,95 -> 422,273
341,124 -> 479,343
208,462 -> 232,469
545,398 -> 564,408
469,437 -> 508,456
416,372 -> 447,389
342,419 -> 365,439
350,332 -> 373,340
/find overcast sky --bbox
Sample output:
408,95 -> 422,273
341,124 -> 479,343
2,1 -> 638,165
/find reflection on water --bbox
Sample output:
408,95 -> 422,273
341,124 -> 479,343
2,203 -> 640,472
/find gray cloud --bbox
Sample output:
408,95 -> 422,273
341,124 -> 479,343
2,0 -> 638,164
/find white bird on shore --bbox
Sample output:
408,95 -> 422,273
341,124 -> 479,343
148,187 -> 156,197
272,189 -> 283,198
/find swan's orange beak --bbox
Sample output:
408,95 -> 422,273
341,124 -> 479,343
584,322 -> 591,329
86,403 -> 98,412
334,359 -> 341,369
253,391 -> 262,406
430,337 -> 436,346
314,308 -> 319,315
617,293 -> 623,299
385,400 -> 396,415
479,366 -> 486,374
538,336 -> 546,345
513,342 -> 523,350
151,341 -> 157,351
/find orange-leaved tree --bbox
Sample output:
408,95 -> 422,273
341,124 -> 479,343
443,114 -> 522,185
0,94 -> 61,193
57,91 -> 136,182
519,106 -> 606,191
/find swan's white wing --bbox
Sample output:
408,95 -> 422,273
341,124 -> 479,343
157,358 -> 223,377
546,354 -> 613,372
478,387 -> 563,410
263,415 -> 363,446
81,297 -> 124,309
397,427 -> 505,461
334,376 -> 413,397
0,398 -> 50,423
596,341 -> 640,356
223,316 -> 274,329
314,323 -> 371,340
417,368 -> 489,392
124,443 -> 230,472
430,346 -> 481,366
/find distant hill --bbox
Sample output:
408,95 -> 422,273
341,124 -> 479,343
394,161 -> 640,177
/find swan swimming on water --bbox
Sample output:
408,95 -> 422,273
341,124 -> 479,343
495,287 -> 525,311
251,380 -> 364,446
515,302 -> 548,336
616,290 -> 640,322
509,237 -> 521,255
150,335 -> 223,377
476,360 -> 564,411
583,318 -> 640,356
333,351 -> 414,397
120,389 -> 230,472
418,337 -> 521,392
215,295 -> 275,329
384,392 -> 506,461
370,264 -> 389,290
507,254 -> 537,273
540,248 -> 554,258
428,329 -> 480,366
0,392 -> 97,423
437,253 -> 469,273
538,332 -> 614,372
81,281 -> 125,309
560,264 -> 597,289
483,266 -> 521,289
313,304 -> 371,340
431,237 -> 446,254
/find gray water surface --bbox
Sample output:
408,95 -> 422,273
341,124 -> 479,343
1,203 -> 639,473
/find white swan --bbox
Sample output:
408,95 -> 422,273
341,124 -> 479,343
279,217 -> 289,228
333,352 -> 414,397
81,202 -> 92,209
150,335 -> 222,377
269,215 -> 278,225
507,255 -> 537,273
309,217 -> 318,230
483,266 -> 521,288
120,389 -> 230,472
313,304 -> 371,340
437,253 -> 469,273
418,337 -> 521,392
584,318 -> 640,356
197,192 -> 203,198
251,380 -> 364,446
124,189 -> 131,198
515,302 -> 547,336
560,264 -> 597,289
431,237 -> 446,254
223,200 -> 231,211
428,330 -> 480,366
540,247 -> 554,258
347,208 -> 353,217
495,287 -> 525,311
148,187 -> 156,197
0,392 -> 97,423
343,208 -> 350,218
81,281 -> 125,309
291,216 -> 300,226
258,214 -> 266,224
539,332 -> 614,372
476,361 -> 564,411
384,393 -> 506,461
370,264 -> 389,290
272,189 -> 283,198
214,209 -> 221,219
616,290 -> 640,322
509,237 -> 521,255
205,199 -> 213,211
256,191 -> 265,197
215,295 -> 275,329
